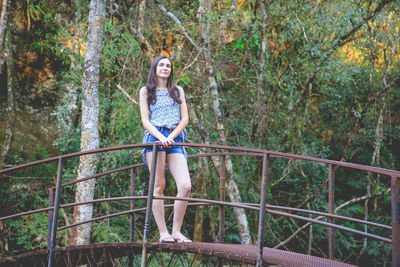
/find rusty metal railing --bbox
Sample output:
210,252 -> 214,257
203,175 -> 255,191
0,143 -> 399,267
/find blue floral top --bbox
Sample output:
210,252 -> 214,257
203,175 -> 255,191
141,89 -> 187,166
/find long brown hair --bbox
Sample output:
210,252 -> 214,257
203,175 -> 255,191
146,55 -> 181,106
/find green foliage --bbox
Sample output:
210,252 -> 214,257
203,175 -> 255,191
6,213 -> 49,252
1,0 -> 399,266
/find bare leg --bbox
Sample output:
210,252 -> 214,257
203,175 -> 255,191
167,153 -> 192,242
146,151 -> 174,241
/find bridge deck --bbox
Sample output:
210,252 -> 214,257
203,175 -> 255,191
0,242 -> 357,267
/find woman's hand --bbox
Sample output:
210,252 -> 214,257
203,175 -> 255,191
158,135 -> 174,147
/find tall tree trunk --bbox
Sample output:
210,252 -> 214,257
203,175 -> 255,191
70,0 -> 106,246
0,0 -> 9,105
252,0 -> 269,144
0,25 -> 14,169
199,0 -> 251,245
0,0 -> 9,55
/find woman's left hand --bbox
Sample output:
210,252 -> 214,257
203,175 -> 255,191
159,135 -> 174,147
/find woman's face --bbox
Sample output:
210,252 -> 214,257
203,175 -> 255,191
156,58 -> 172,80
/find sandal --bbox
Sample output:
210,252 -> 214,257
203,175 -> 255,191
172,233 -> 192,243
159,234 -> 176,243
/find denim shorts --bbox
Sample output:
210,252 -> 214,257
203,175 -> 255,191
142,126 -> 186,155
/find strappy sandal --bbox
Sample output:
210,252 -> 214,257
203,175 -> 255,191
159,234 -> 176,243
172,233 -> 192,243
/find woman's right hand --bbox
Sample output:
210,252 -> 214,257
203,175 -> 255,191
158,135 -> 173,148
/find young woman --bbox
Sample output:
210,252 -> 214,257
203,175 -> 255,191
139,55 -> 192,243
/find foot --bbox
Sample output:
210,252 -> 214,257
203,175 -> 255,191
172,232 -> 192,243
159,233 -> 176,243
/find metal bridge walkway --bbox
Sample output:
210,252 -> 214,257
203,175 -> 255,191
1,142 -> 399,266
0,242 -> 356,267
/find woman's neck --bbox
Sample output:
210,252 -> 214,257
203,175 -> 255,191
157,78 -> 168,90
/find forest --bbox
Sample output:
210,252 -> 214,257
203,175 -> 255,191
0,0 -> 399,266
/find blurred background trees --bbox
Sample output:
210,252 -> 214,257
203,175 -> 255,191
0,0 -> 399,266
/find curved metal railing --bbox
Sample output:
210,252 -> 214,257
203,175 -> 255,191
0,142 -> 399,267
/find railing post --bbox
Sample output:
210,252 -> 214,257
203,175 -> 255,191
130,167 -> 136,242
141,145 -> 158,267
391,176 -> 400,267
47,188 -> 54,250
328,164 -> 335,260
218,155 -> 226,243
256,154 -> 269,267
47,157 -> 64,267
129,167 -> 136,267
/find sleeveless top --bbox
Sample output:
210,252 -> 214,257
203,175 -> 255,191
142,88 -> 187,166
149,89 -> 181,128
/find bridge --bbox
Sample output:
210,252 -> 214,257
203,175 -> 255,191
0,143 -> 399,266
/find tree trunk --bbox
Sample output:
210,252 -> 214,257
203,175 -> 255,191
0,25 -> 14,169
0,0 -> 9,55
70,0 -> 106,246
0,0 -> 9,105
199,0 -> 251,245
252,0 -> 269,144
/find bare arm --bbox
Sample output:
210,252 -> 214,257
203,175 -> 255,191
168,86 -> 189,140
139,86 -> 188,146
139,87 -> 170,145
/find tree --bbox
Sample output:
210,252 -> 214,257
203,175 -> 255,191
0,0 -> 9,54
69,0 -> 106,246
0,0 -> 13,169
